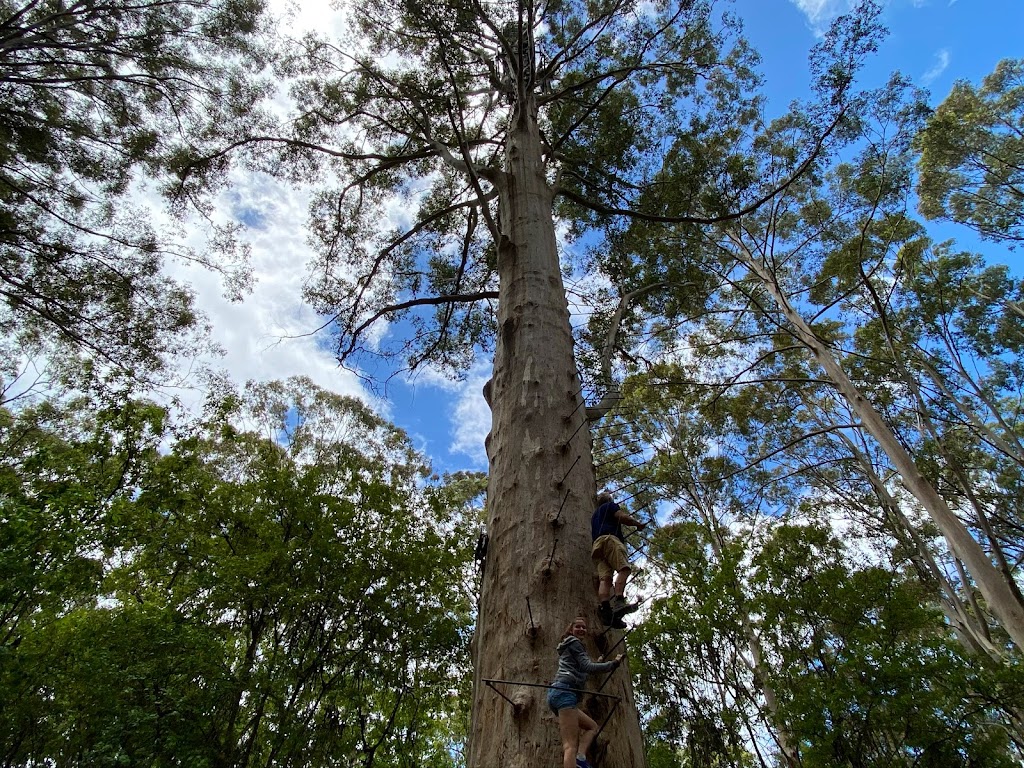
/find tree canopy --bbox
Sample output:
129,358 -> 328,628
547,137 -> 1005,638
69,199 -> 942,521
0,378 -> 483,767
0,0 -> 271,392
916,58 -> 1024,245
196,0 -> 882,385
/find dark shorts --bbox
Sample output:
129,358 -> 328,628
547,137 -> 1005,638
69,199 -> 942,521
547,684 -> 579,714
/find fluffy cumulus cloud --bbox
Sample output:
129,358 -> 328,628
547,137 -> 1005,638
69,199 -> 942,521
162,168 -> 370,408
93,0 -> 373,422
274,0 -> 351,41
380,361 -> 491,470
447,366 -> 492,469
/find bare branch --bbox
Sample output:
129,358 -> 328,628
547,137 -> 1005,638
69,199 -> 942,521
339,291 -> 499,362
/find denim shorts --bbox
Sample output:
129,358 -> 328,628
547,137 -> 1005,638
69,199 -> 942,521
547,684 -> 579,713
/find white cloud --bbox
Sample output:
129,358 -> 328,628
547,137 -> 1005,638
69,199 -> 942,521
156,165 -> 371,416
274,0 -> 351,41
447,365 -> 492,468
787,0 -> 932,35
149,0 -> 428,420
922,48 -> 951,85
108,0 -> 375,420
787,0 -> 857,34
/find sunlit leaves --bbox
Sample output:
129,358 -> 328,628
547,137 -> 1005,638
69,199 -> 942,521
916,58 -> 1024,244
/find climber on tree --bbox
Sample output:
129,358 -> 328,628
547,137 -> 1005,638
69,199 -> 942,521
591,490 -> 647,628
547,616 -> 623,768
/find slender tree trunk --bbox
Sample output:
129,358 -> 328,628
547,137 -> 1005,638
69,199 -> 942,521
739,614 -> 801,768
729,237 -> 1024,652
468,98 -> 646,768
806,410 -> 1005,659
688,486 -> 801,767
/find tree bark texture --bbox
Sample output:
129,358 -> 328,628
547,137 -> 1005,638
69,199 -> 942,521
468,99 -> 647,768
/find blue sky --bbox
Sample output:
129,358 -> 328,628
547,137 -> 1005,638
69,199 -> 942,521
740,0 -> 1024,110
168,0 -> 1024,477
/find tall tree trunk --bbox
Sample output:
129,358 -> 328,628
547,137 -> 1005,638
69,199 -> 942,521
468,98 -> 646,768
832,429 -> 1002,660
729,236 -> 1024,652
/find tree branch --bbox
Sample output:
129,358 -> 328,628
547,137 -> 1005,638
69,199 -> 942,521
557,107 -> 846,225
587,281 -> 675,422
339,291 -> 499,361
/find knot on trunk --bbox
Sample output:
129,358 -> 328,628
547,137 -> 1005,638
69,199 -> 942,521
525,621 -> 540,642
501,317 -> 517,347
538,551 -> 556,581
511,690 -> 532,720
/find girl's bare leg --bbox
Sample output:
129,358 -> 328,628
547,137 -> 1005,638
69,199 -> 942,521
557,708 -> 581,768
577,709 -> 599,760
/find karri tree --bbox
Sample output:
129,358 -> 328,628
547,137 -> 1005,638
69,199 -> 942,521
607,56 -> 1024,661
199,0 -> 886,764
688,76 -> 1024,653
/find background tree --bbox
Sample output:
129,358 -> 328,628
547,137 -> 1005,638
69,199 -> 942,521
0,378 -> 482,767
916,57 -> 1024,245
609,64 -> 1024,652
0,395 -> 172,765
0,0 -> 271,394
580,55 -> 1024,764
633,517 -> 1022,768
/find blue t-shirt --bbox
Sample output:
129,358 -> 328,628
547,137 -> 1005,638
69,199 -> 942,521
591,501 -> 623,541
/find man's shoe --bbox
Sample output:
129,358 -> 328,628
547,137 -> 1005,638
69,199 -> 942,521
610,595 -> 639,616
610,615 -> 628,629
599,601 -> 613,626
576,757 -> 593,768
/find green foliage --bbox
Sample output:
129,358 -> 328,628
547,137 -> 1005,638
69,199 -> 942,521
609,51 -> 1024,663
0,380 -> 478,767
916,58 -> 1024,244
0,398 -> 167,639
13,604 -> 231,767
754,532 -> 1018,768
255,0 -> 884,383
634,520 -> 1022,767
602,162 -> 1024,755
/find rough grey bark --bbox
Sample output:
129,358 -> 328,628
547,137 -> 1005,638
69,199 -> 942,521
468,97 -> 646,768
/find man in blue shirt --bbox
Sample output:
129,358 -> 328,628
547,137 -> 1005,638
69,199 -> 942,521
591,490 -> 647,627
